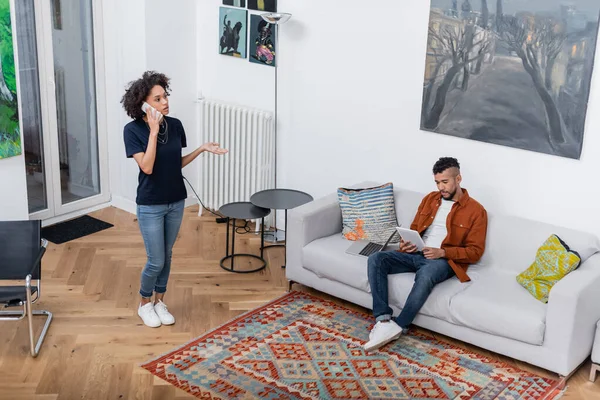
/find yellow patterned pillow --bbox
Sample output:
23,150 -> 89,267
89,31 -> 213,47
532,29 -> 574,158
517,234 -> 581,303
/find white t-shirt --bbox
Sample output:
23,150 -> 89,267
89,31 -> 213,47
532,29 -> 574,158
422,199 -> 454,249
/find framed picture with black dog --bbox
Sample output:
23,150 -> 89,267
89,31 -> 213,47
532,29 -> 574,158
219,7 -> 248,58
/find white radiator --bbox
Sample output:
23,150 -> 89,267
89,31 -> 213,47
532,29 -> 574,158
198,99 -> 275,224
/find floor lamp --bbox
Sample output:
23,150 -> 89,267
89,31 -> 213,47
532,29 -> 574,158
261,12 -> 292,243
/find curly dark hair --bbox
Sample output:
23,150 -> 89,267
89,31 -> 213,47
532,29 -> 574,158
432,157 -> 460,175
121,71 -> 171,119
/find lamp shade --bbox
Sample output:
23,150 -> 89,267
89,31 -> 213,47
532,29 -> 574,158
260,12 -> 292,25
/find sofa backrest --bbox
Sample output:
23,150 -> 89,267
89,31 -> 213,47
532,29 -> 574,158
389,185 -> 600,273
353,182 -> 600,273
393,187 -> 426,229
478,213 -> 600,273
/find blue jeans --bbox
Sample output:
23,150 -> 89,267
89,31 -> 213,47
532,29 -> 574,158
367,251 -> 455,329
137,200 -> 185,298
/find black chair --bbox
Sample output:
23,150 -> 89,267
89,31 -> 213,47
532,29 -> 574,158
0,220 -> 52,357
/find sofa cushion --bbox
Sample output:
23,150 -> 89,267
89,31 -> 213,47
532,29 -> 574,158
449,268 -> 547,345
338,183 -> 399,244
387,273 -> 471,324
516,234 -> 582,303
302,234 -> 373,292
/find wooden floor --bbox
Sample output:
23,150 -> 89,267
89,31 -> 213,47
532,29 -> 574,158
0,205 -> 599,399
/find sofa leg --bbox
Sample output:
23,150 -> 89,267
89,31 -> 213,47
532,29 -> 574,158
558,367 -> 577,390
590,363 -> 599,382
287,280 -> 296,293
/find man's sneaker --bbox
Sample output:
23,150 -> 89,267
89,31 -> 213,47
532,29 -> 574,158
138,302 -> 161,328
364,320 -> 403,352
154,300 -> 175,325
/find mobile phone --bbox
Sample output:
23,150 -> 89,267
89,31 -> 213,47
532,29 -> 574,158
141,102 -> 163,121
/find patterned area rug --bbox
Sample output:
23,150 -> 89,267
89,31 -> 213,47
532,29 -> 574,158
142,291 -> 563,399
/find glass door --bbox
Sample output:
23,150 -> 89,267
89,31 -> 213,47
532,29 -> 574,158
17,0 -> 109,220
16,0 -> 51,216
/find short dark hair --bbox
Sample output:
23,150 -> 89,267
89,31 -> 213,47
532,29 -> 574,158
433,157 -> 460,175
121,71 -> 171,119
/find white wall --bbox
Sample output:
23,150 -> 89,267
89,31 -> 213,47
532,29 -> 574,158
103,0 -> 148,214
195,0 -> 276,221
146,0 -> 200,198
105,0 -> 201,214
196,0 -> 274,112
0,155 -> 28,220
274,0 -> 600,237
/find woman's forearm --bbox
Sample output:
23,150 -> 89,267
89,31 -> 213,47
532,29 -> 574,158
139,134 -> 158,174
182,147 -> 204,168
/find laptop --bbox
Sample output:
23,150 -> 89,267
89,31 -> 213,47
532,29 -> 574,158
345,229 -> 399,257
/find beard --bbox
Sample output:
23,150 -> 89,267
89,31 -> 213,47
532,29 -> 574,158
441,189 -> 456,200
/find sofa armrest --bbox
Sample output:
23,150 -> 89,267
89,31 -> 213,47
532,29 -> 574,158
285,192 -> 341,283
544,252 -> 600,372
288,193 -> 342,247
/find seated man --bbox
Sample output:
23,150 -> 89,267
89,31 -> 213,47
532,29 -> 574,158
364,157 -> 488,351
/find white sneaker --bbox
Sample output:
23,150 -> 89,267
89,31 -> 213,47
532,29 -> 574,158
154,300 -> 175,325
138,302 -> 161,328
364,320 -> 403,352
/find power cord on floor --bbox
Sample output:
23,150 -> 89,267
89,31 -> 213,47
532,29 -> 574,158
183,176 -> 253,235
183,176 -> 222,218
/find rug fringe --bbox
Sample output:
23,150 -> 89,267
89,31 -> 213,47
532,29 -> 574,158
138,290 -> 297,367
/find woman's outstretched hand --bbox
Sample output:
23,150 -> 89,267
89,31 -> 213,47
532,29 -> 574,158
200,142 -> 228,155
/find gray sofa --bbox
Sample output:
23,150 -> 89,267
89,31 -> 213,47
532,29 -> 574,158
286,182 -> 600,379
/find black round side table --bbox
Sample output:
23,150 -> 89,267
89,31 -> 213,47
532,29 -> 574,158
218,202 -> 271,273
250,189 -> 313,268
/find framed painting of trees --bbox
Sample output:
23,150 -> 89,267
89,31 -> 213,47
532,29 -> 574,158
421,0 -> 600,159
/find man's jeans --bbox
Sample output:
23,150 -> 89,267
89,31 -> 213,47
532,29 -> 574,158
367,251 -> 455,329
137,200 -> 185,298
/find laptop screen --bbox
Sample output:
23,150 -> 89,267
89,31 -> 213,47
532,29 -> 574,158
381,229 -> 399,249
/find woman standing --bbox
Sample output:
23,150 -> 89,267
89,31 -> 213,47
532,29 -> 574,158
122,71 -> 227,327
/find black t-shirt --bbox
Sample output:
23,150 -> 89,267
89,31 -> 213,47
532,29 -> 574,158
123,116 -> 188,205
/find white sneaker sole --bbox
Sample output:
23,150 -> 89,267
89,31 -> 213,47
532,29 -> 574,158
364,332 -> 402,352
138,314 -> 161,328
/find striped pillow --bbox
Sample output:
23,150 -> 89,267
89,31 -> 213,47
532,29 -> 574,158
337,183 -> 399,244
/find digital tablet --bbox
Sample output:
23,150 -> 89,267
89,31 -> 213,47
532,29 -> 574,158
395,227 -> 426,251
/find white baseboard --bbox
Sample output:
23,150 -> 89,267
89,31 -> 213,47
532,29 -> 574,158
110,195 -> 137,215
